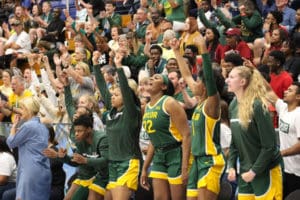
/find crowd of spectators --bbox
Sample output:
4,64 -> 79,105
0,0 -> 300,199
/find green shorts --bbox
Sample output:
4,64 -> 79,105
187,154 -> 225,197
107,159 -> 140,191
238,165 -> 283,200
89,174 -> 108,196
149,145 -> 182,184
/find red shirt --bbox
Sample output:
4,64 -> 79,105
221,41 -> 252,60
270,71 -> 293,98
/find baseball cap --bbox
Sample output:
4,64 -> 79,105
224,28 -> 241,36
11,19 -> 22,26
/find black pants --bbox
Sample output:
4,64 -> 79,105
283,172 -> 300,198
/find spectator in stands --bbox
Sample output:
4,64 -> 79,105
77,20 -> 97,52
221,52 -> 244,79
281,37 -> 300,82
253,10 -> 285,65
183,44 -> 199,76
197,0 -> 234,46
157,18 -> 174,43
196,0 -> 214,33
37,1 -> 53,29
25,4 -> 42,30
168,69 -> 195,120
275,0 -> 296,32
94,34 -> 110,66
0,75 -> 33,123
71,35 -> 92,65
144,45 -> 167,76
55,55 -> 94,102
232,0 -> 263,43
98,0 -> 121,39
221,28 -> 252,66
268,82 -> 300,198
291,8 -> 300,37
164,58 -> 179,74
42,8 -> 65,43
179,16 -> 201,55
146,7 -> 163,44
262,28 -> 286,63
0,136 -> 17,200
268,50 -> 293,99
129,7 -> 150,43
74,0 -> 88,22
6,97 -> 51,200
13,5 -> 28,25
1,19 -> 31,56
23,67 -> 40,95
157,0 -> 186,22
107,26 -> 121,52
0,69 -> 13,98
158,29 -> 176,60
205,27 -> 223,64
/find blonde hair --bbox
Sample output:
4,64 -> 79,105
235,66 -> 269,129
128,78 -> 138,95
80,94 -> 101,116
19,97 -> 40,116
76,62 -> 90,76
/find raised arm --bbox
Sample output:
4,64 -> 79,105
196,36 -> 221,119
93,51 -> 112,109
114,52 -> 140,118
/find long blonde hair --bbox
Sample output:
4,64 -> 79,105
236,66 -> 269,129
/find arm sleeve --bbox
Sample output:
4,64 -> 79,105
251,103 -> 278,175
117,68 -> 139,118
6,124 -> 31,148
87,135 -> 108,169
93,64 -> 111,109
215,8 -> 235,29
64,84 -> 76,121
121,54 -> 149,72
241,12 -> 263,29
198,9 -> 216,29
202,53 -> 217,96
228,137 -> 238,170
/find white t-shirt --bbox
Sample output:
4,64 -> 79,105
76,8 -> 88,23
276,99 -> 300,176
5,31 -> 31,54
0,152 -> 17,182
220,123 -> 232,149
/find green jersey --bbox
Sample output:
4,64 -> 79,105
191,101 -> 222,157
62,130 -> 109,180
94,66 -> 142,161
143,95 -> 182,148
228,99 -> 282,175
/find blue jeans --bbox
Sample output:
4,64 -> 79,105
0,182 -> 16,200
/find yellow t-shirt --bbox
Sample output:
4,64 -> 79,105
8,90 -> 33,122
